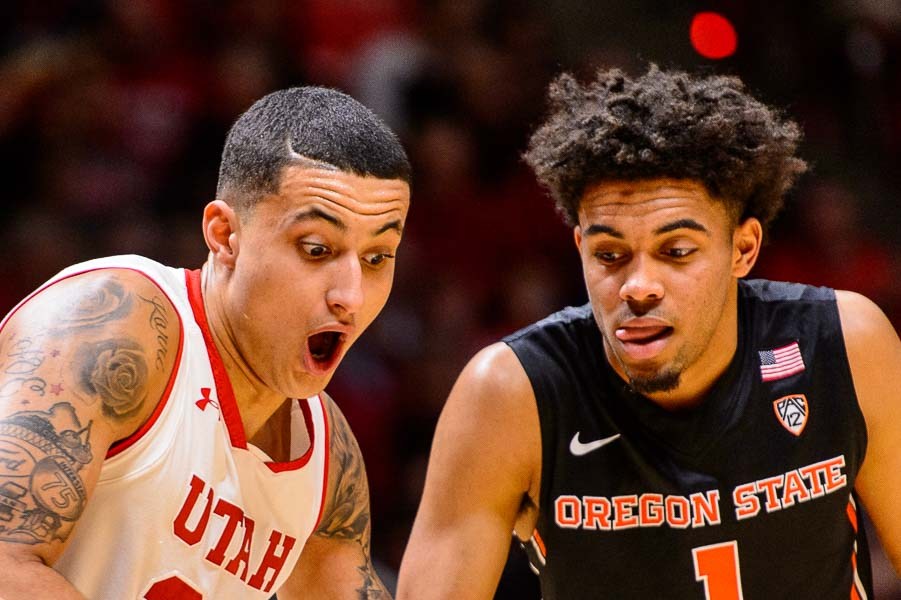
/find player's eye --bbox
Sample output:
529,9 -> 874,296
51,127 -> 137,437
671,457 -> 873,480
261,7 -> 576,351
665,247 -> 697,259
594,251 -> 624,265
300,243 -> 331,259
364,252 -> 395,268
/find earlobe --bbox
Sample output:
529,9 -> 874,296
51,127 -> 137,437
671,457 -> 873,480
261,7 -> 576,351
202,200 -> 241,269
732,218 -> 763,278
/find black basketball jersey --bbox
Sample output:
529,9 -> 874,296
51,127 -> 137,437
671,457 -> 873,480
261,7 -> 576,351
504,280 -> 873,600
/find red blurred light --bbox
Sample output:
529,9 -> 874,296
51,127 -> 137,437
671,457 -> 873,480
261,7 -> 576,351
690,12 -> 738,59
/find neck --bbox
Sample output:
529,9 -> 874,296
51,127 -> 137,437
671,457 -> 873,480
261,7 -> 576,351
201,262 -> 287,438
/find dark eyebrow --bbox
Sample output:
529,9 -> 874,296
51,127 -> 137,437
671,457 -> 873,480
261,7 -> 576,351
374,220 -> 403,236
654,219 -> 709,236
292,208 -> 403,237
583,224 -> 624,238
292,207 -> 345,231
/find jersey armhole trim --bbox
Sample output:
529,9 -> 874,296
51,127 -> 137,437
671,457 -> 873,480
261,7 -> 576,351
106,268 -> 185,458
313,393 -> 331,531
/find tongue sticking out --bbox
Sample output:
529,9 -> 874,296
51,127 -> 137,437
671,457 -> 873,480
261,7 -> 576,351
616,327 -> 672,344
308,331 -> 340,362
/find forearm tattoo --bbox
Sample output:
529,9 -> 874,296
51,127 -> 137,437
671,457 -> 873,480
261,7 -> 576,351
318,401 -> 390,599
0,402 -> 92,545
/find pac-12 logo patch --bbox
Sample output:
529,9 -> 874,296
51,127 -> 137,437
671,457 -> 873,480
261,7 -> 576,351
773,394 -> 808,436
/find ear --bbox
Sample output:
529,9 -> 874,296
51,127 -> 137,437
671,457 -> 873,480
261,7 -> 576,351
573,225 -> 583,252
732,217 -> 763,278
202,200 -> 241,269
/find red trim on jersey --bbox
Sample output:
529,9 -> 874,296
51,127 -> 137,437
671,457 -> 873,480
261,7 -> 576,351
846,501 -> 858,533
185,269 -> 247,449
0,264 -> 184,460
264,398 -> 318,473
532,529 -> 548,558
314,394 -> 331,530
847,497 -> 868,600
106,272 -> 185,458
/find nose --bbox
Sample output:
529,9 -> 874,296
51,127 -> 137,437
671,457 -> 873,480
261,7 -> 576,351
326,254 -> 364,318
619,255 -> 664,305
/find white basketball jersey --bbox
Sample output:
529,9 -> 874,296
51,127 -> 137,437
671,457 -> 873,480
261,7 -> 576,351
38,255 -> 329,599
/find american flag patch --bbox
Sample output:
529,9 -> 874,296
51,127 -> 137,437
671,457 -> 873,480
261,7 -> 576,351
758,341 -> 805,382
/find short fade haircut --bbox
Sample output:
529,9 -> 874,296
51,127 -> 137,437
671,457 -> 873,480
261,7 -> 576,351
217,86 -> 411,211
524,65 -> 807,228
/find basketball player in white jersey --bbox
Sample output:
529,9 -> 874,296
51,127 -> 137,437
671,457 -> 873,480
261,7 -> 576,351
0,87 -> 410,598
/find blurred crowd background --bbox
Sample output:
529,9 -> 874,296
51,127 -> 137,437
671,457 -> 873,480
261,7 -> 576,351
1,0 -> 899,597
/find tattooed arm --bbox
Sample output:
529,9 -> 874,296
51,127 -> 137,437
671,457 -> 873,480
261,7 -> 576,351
278,394 -> 392,599
0,269 -> 180,599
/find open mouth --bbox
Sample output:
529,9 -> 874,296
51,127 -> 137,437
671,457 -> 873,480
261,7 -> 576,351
307,331 -> 342,365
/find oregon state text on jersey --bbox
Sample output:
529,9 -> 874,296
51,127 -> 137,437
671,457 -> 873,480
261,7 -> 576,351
505,280 -> 872,600
1,256 -> 330,599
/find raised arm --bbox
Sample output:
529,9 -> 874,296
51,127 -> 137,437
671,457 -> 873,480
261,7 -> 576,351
397,343 -> 542,600
0,269 -> 180,599
837,290 -> 901,573
279,394 -> 391,599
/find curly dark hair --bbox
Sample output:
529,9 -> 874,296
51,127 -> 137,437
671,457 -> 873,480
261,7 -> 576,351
523,65 -> 807,227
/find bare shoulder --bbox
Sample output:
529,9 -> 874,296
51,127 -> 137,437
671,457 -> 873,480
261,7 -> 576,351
434,341 -> 541,507
396,343 -> 541,598
1,267 -> 181,434
446,341 -> 535,420
835,290 -> 900,395
442,342 -> 537,445
0,267 -> 180,562
835,290 -> 897,342
836,290 -> 901,571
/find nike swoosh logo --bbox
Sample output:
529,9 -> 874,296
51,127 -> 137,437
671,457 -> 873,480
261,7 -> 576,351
569,432 -> 621,456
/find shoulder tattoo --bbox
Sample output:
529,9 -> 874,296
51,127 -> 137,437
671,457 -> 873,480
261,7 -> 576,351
75,338 -> 149,420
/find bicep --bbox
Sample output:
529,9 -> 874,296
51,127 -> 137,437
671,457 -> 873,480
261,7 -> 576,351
398,343 -> 540,600
837,291 -> 901,571
0,269 -> 180,565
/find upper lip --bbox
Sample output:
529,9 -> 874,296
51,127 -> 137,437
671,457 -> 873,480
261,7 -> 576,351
307,322 -> 354,340
617,317 -> 672,329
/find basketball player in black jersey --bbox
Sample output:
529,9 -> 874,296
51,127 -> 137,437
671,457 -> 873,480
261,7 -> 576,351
397,66 -> 900,599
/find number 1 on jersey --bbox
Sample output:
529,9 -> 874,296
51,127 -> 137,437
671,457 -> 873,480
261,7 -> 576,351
692,541 -> 744,600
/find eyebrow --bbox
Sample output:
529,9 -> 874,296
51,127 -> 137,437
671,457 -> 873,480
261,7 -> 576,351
292,207 -> 345,231
654,219 -> 709,236
583,219 -> 709,238
583,224 -> 624,238
291,208 -> 403,236
374,220 -> 403,236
